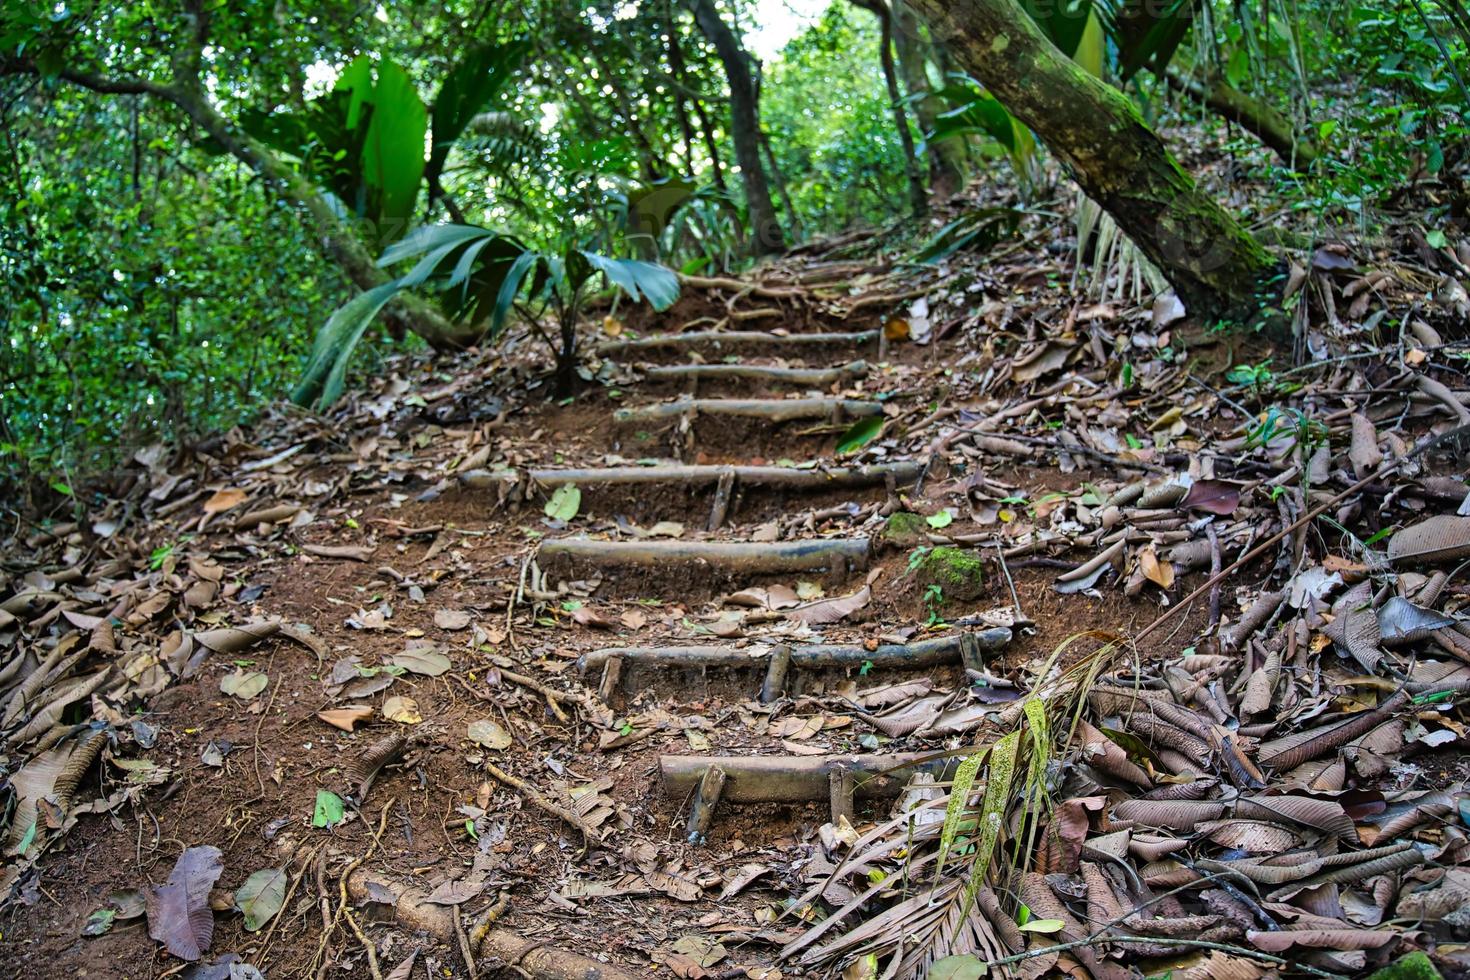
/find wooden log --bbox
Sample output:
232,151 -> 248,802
595,329 -> 879,356
829,767 -> 855,824
541,537 -> 870,574
759,645 -> 792,703
644,360 -> 869,386
685,765 -> 727,844
708,467 -> 735,530
579,629 -> 1011,672
597,656 -> 622,702
660,753 -> 960,803
348,871 -> 643,980
613,397 -> 882,425
461,462 -> 921,490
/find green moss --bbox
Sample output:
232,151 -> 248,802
1367,953 -> 1442,980
881,511 -> 929,548
915,546 -> 986,601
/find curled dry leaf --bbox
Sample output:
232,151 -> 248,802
1179,479 -> 1242,515
316,705 -> 373,732
383,695 -> 422,724
467,718 -> 512,750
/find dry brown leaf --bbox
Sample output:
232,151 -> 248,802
202,488 -> 247,515
1138,546 -> 1175,589
317,706 -> 373,732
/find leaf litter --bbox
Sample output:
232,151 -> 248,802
0,219 -> 1468,979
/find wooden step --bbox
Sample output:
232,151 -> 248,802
539,536 -> 869,574
596,329 -> 879,357
613,397 -> 881,425
580,630 -> 1012,673
461,461 -> 917,490
642,360 -> 869,387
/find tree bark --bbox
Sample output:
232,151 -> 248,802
687,0 -> 787,254
852,0 -> 930,217
667,5 -> 728,191
1162,70 -> 1320,168
906,0 -> 1282,325
892,0 -> 967,197
2,61 -> 473,349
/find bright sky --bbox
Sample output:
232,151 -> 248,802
745,0 -> 833,59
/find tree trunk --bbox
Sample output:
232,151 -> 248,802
687,0 -> 786,255
906,0 -> 1281,325
852,0 -> 929,217
892,0 -> 966,198
667,18 -> 729,193
1163,70 -> 1320,168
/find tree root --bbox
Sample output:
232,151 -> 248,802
347,871 -> 645,980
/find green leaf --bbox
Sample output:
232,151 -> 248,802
82,908 -> 117,937
544,484 -> 581,522
313,790 -> 345,828
338,57 -> 427,244
927,510 -> 954,529
836,416 -> 883,454
930,956 -> 986,980
578,252 -> 681,310
50,480 -> 72,496
235,868 -> 288,931
427,40 -> 530,190
914,208 -> 1022,263
1018,918 -> 1065,933
1425,229 -> 1449,249
293,281 -> 403,409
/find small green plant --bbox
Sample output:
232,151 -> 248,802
923,584 -> 945,626
1227,359 -> 1274,390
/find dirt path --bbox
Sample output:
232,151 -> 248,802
2,246 -> 1468,979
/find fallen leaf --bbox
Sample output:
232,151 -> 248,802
392,644 -> 451,676
1138,547 -> 1175,589
671,935 -> 728,968
147,845 -> 223,961
434,609 -> 471,630
202,489 -> 247,515
312,790 -> 344,828
234,868 -> 287,931
220,670 -> 268,700
467,719 -> 512,750
317,706 -> 373,732
383,695 -> 422,724
1179,479 -> 1242,515
423,879 -> 485,906
544,484 -> 581,521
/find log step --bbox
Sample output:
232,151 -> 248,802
461,461 -> 918,490
579,630 -> 1012,672
596,329 -> 879,357
642,360 -> 869,386
661,753 -> 960,803
613,397 -> 882,425
539,537 -> 869,574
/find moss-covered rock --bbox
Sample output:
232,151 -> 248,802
914,546 -> 986,601
881,511 -> 929,548
1367,953 -> 1442,980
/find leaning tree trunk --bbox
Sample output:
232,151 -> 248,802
907,0 -> 1281,325
892,0 -> 966,198
853,0 -> 929,217
1162,70 -> 1320,168
687,0 -> 787,255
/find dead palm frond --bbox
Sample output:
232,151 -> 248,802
782,633 -> 1121,979
1072,191 -> 1169,306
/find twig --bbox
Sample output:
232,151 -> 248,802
343,907 -> 383,980
258,842 -> 322,968
483,761 -> 599,840
469,890 -> 512,948
454,906 -> 478,979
